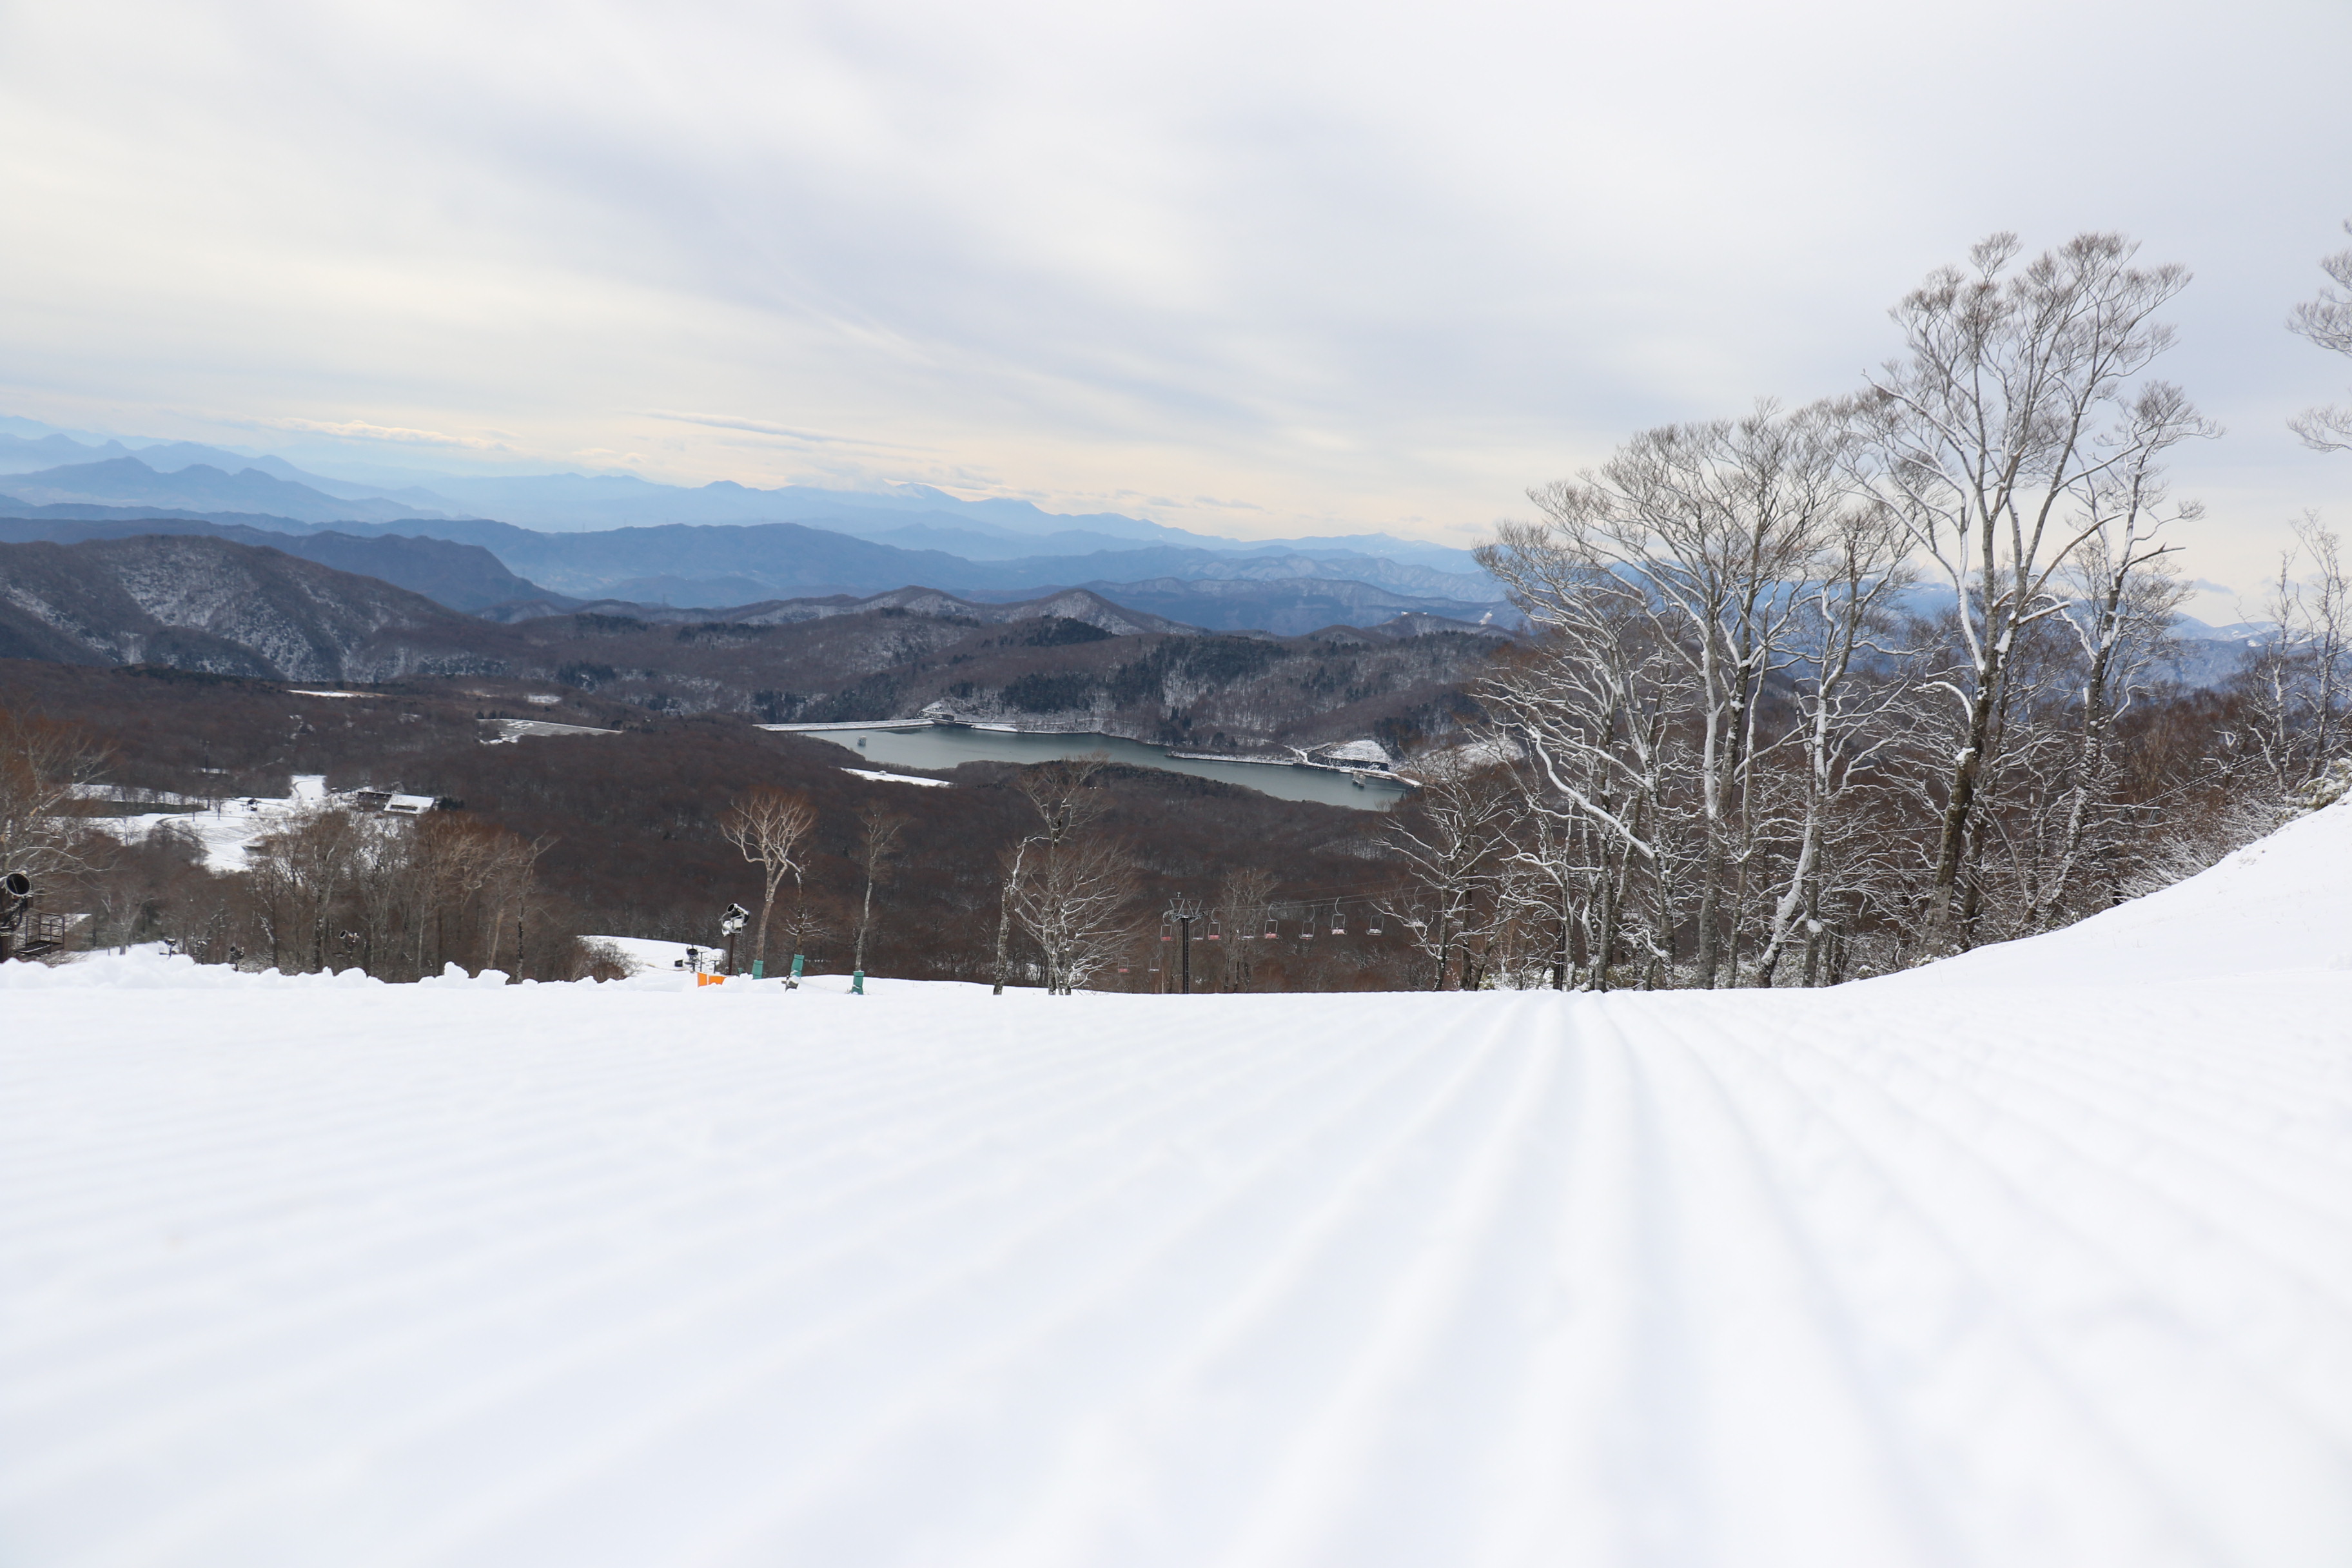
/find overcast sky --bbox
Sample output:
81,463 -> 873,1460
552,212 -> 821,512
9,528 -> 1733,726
3,0 -> 2350,605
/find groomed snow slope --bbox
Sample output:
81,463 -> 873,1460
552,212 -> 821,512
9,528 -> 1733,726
5,815 -> 2351,1567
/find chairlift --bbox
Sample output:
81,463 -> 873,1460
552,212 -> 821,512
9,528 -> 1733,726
1367,912 -> 1384,936
1262,914 -> 1279,940
1206,917 -> 1221,941
1331,909 -> 1347,936
1159,916 -> 1175,943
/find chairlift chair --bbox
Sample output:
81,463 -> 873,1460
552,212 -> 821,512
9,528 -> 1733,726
1331,907 -> 1347,936
1159,916 -> 1175,943
1206,917 -> 1221,941
1262,914 -> 1279,940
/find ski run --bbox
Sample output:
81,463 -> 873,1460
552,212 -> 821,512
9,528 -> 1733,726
5,805 -> 2351,1567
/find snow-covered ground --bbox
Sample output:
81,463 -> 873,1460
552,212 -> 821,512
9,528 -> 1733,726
5,813 -> 2351,1566
580,935 -> 721,973
839,766 -> 952,787
77,777 -> 330,872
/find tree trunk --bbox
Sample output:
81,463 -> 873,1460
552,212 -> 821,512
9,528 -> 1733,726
854,869 -> 876,972
1928,671 -> 1999,943
992,841 -> 1028,996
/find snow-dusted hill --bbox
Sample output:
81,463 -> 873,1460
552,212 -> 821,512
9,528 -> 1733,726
4,812 -> 2350,1568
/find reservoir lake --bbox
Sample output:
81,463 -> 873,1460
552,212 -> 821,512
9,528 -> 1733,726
772,725 -> 1411,811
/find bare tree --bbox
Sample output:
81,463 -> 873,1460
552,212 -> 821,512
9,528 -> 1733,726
2029,397 -> 2204,926
0,707 -> 108,887
2239,515 -> 2352,794
1473,593 -> 1681,991
479,830 -> 554,976
1750,499 -> 1915,984
992,755 -> 1108,995
1497,800 -> 1582,990
776,884 -> 845,981
248,807 -> 366,972
720,786 -> 817,975
237,807 -> 553,980
1377,759 -> 1520,990
1003,834 -> 1140,994
1488,401 -> 1848,985
852,803 -> 907,974
1209,867 -> 1277,992
1855,231 -> 2201,948
2290,219 -> 2352,453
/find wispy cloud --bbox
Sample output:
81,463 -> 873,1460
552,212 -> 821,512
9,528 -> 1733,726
1,0 -> 2347,580
259,417 -> 505,450
641,409 -> 926,455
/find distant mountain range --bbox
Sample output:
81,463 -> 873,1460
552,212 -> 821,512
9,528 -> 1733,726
0,475 -> 1513,636
0,455 -> 445,525
0,426 -> 1508,636
0,424 -> 1484,566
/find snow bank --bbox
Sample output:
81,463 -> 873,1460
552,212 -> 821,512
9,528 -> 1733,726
0,950 -> 383,990
1890,797 -> 2352,987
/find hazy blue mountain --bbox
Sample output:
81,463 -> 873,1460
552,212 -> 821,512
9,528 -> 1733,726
478,583 -> 1201,637
0,487 -> 1513,632
119,442 -> 464,509
826,516 -> 1493,581
829,518 -> 1163,557
0,458 -> 451,525
0,414 -> 1489,567
0,432 -> 141,473
0,432 -> 467,513
335,518 -> 1512,616
959,576 -> 1514,637
0,418 -> 1501,631
391,470 -> 1195,542
0,499 -> 333,529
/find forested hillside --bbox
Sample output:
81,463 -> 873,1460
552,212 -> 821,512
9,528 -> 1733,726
0,536 -> 1504,752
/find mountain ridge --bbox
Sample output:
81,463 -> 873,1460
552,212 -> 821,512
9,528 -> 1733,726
0,426 -> 1485,572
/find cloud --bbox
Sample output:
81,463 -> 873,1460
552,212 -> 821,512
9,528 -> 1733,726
2,0 -> 2349,577
641,409 -> 927,455
258,417 -> 505,450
